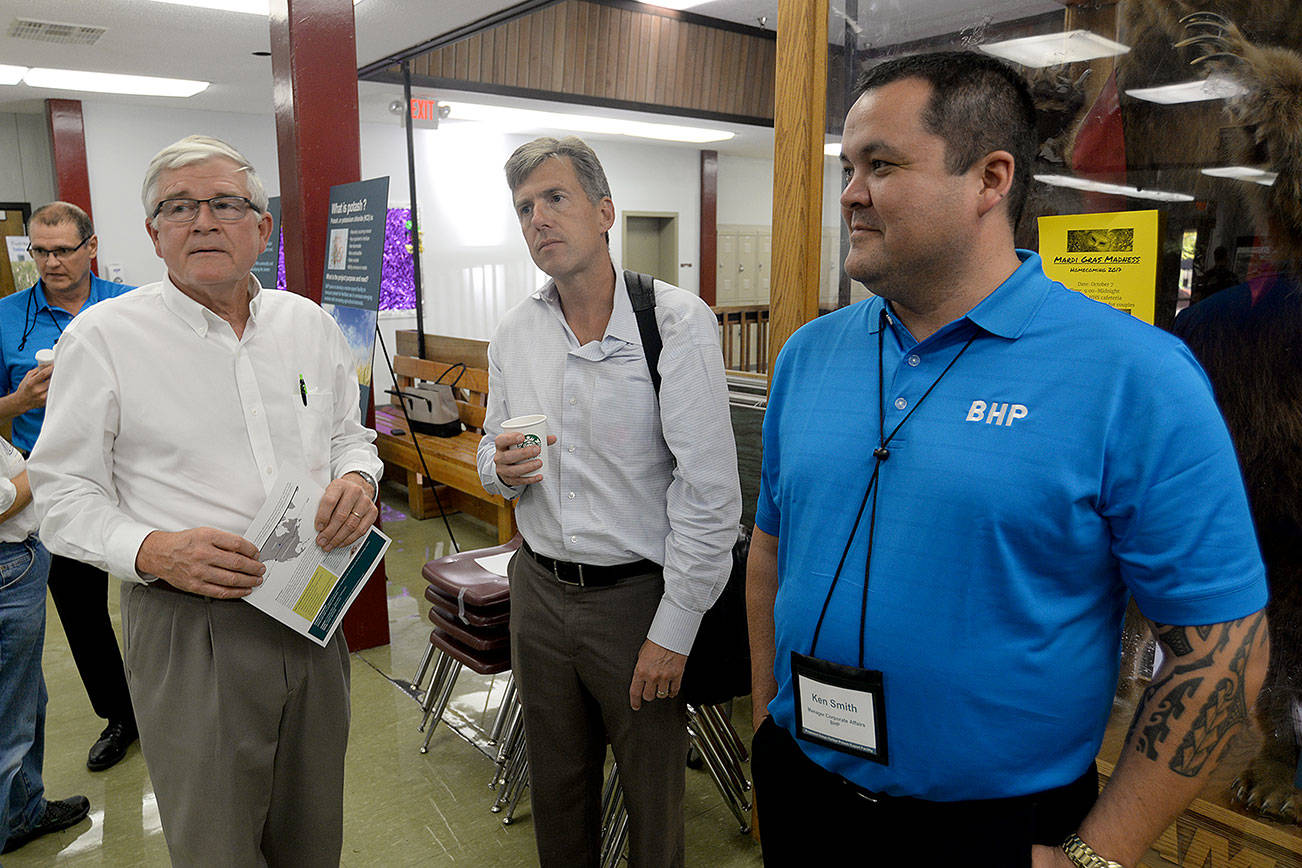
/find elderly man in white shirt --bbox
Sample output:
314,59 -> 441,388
479,136 -> 740,867
28,135 -> 382,866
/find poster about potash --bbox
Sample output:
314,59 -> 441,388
320,178 -> 389,419
1038,209 -> 1159,324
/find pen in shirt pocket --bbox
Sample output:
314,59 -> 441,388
299,373 -> 308,406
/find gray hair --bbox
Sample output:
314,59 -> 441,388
504,136 -> 611,203
29,201 -> 94,241
141,135 -> 269,223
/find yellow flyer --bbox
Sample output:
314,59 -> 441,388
1037,210 -> 1159,324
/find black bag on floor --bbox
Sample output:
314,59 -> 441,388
681,526 -> 752,707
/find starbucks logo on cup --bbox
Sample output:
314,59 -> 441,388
522,433 -> 542,449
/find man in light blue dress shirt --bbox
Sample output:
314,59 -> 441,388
478,136 -> 740,867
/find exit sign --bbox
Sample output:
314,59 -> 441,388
410,98 -> 444,122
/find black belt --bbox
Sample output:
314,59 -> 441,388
521,540 -> 656,588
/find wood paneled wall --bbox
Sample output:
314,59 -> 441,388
379,0 -> 775,124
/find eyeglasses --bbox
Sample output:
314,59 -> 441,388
152,196 -> 260,224
28,235 -> 91,261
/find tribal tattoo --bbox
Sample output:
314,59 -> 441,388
1126,612 -> 1266,776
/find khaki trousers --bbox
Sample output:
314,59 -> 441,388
121,581 -> 350,867
510,549 -> 687,868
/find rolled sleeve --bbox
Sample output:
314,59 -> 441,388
477,337 -> 524,501
650,294 -> 741,653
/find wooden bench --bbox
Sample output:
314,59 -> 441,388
374,332 -> 516,544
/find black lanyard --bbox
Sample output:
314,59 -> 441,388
808,307 -> 977,667
17,289 -> 68,352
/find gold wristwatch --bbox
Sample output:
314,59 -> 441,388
1061,833 -> 1123,868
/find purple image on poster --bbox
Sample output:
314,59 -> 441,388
275,208 -> 415,311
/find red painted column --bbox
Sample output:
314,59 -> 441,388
269,0 -> 390,651
699,150 -> 718,306
45,98 -> 98,273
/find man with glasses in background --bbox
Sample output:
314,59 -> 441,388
0,202 -> 138,773
29,135 -> 381,865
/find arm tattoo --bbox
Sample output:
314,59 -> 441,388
1125,612 -> 1265,775
1169,613 -> 1265,777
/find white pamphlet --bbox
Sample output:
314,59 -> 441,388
243,470 -> 390,647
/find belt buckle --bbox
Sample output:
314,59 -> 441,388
551,560 -> 585,587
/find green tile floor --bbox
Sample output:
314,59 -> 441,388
5,487 -> 764,866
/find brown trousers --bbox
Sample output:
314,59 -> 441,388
121,581 -> 351,867
510,549 -> 688,868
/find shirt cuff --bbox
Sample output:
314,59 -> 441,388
646,596 -> 705,656
110,520 -> 165,585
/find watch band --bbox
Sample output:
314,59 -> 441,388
352,469 -> 379,503
1061,833 -> 1124,868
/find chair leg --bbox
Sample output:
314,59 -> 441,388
409,642 -> 436,693
417,651 -> 453,733
487,674 -> 517,744
420,659 -> 463,754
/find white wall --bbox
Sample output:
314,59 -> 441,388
0,112 -> 55,210
718,154 -> 773,227
81,101 -> 278,288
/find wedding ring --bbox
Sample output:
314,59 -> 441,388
656,690 -> 668,698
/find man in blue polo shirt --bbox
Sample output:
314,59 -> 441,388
0,202 -> 137,772
747,52 -> 1269,867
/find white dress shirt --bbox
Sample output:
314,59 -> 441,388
28,274 -> 382,582
477,266 -> 741,654
0,437 -> 37,542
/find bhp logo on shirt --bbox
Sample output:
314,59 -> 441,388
965,401 -> 1028,427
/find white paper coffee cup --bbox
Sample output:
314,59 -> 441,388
502,414 -> 549,478
34,349 -> 55,367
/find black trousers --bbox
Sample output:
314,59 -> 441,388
751,716 -> 1098,867
46,554 -> 135,725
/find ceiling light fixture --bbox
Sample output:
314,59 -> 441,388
442,102 -> 734,144
980,30 -> 1130,68
23,68 -> 209,98
1126,76 -> 1247,104
145,0 -> 363,14
1033,174 -> 1194,202
0,64 -> 27,86
1201,166 -> 1278,186
633,0 -> 712,10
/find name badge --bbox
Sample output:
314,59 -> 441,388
791,651 -> 888,764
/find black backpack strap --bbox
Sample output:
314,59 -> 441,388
624,269 -> 662,397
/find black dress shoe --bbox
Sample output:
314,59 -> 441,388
87,720 -> 138,771
2,795 -> 91,853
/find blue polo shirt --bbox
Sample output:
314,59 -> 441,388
0,273 -> 134,451
755,251 -> 1266,801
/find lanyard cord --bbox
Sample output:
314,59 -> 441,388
17,290 -> 68,352
808,308 -> 977,665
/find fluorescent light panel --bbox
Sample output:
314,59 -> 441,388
1126,76 -> 1247,104
146,0 -> 363,14
1201,166 -> 1278,186
980,30 -> 1130,68
637,0 -> 711,9
1033,174 -> 1194,202
0,64 -> 26,86
443,102 -> 733,144
23,68 -> 208,97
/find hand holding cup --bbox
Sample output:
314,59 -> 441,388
495,414 -> 554,487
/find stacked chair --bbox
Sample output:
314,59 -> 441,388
415,536 -> 520,755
